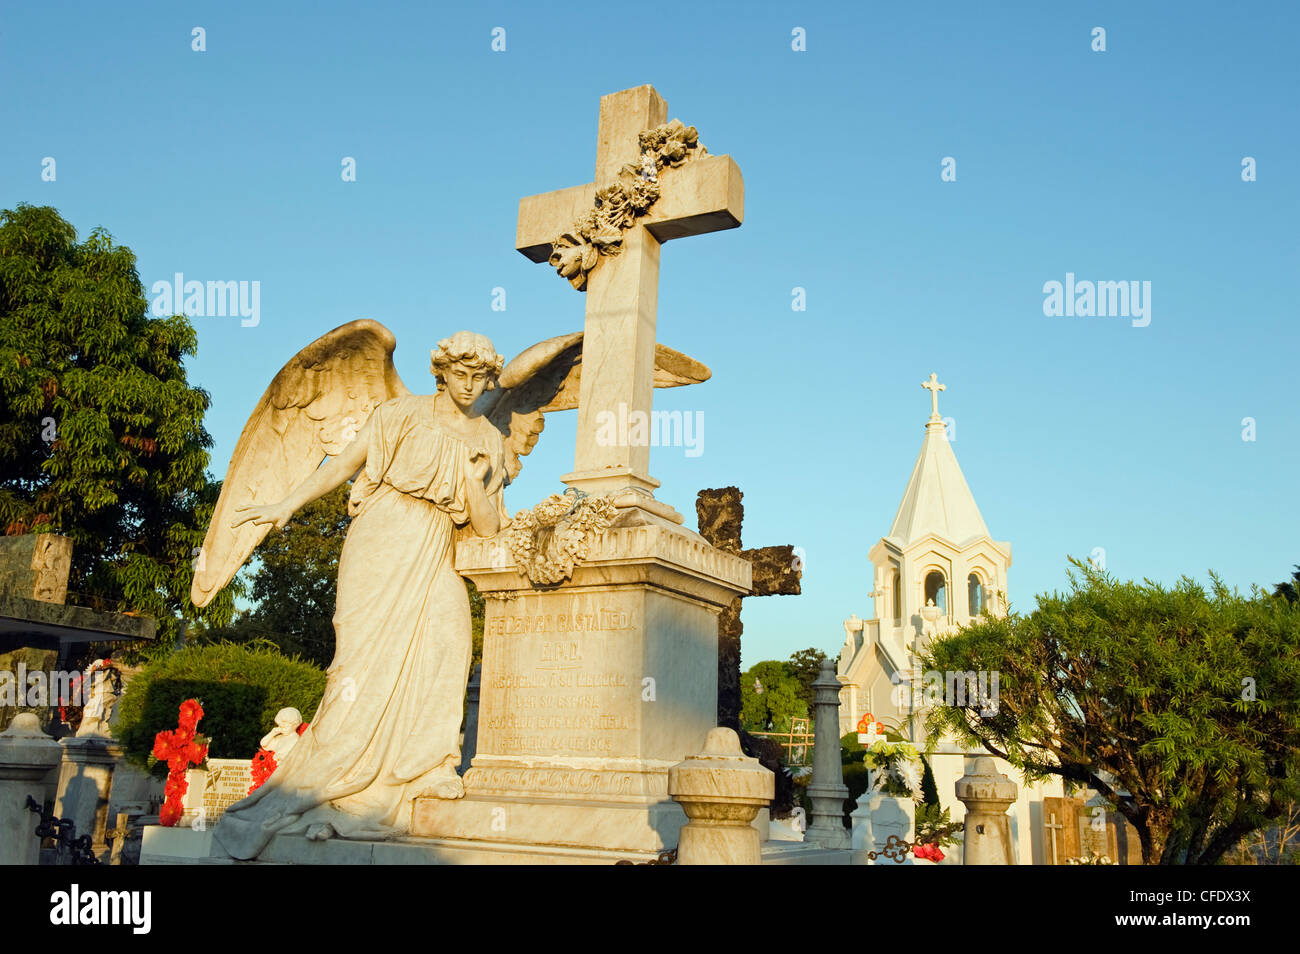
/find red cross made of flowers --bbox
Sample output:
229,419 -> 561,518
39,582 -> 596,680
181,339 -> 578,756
152,699 -> 208,827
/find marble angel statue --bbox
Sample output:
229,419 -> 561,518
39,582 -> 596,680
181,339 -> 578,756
191,319 -> 706,859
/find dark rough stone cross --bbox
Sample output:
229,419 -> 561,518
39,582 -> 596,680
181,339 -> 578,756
695,486 -> 802,729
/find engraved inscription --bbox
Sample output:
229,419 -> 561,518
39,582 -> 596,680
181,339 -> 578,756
479,599 -> 638,758
199,759 -> 255,821
463,766 -> 667,798
486,607 -> 636,636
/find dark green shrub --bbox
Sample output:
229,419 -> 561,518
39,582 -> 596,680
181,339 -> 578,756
115,641 -> 326,771
840,732 -> 870,822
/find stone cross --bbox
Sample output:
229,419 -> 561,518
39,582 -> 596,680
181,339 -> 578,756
922,372 -> 945,419
1044,811 -> 1065,865
696,487 -> 801,729
516,85 -> 744,515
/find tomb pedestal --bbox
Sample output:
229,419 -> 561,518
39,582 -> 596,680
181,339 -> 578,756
0,714 -> 64,865
54,735 -> 123,860
411,509 -> 750,857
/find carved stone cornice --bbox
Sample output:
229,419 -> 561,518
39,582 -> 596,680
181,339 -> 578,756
460,509 -> 752,609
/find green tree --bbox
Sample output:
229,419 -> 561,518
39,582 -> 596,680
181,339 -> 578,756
740,660 -> 808,735
787,646 -> 828,708
0,204 -> 233,643
921,558 -> 1300,865
1274,565 -> 1299,603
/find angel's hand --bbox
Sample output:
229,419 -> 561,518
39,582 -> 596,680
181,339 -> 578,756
467,447 -> 491,483
232,501 -> 294,530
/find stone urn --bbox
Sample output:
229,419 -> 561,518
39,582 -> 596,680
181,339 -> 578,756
955,756 -> 1018,865
668,727 -> 774,865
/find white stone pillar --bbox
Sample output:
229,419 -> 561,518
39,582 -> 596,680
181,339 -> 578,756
668,727 -> 774,865
0,714 -> 64,865
805,659 -> 850,848
955,756 -> 1017,864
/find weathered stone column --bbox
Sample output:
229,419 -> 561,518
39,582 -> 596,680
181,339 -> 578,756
0,714 -> 64,865
955,756 -> 1017,864
805,659 -> 850,849
668,727 -> 774,865
54,735 -> 124,860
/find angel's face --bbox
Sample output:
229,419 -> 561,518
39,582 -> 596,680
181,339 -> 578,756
443,362 -> 491,411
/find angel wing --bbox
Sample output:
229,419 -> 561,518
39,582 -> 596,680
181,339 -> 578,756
191,319 -> 409,608
481,334 -> 711,481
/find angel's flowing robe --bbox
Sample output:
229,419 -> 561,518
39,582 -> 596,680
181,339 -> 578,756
213,395 -> 507,860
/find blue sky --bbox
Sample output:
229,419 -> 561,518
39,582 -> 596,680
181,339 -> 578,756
3,1 -> 1296,665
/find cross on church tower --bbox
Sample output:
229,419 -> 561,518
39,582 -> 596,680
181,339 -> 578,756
696,487 -> 802,729
515,85 -> 744,521
922,372 -> 945,421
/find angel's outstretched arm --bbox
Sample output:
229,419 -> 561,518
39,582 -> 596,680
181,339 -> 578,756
233,417 -> 373,530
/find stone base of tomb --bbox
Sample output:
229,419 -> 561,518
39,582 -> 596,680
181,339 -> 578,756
411,760 -> 687,855
410,505 -> 750,856
141,826 -> 862,865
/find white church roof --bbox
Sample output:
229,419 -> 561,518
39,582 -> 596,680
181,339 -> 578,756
887,375 -> 990,547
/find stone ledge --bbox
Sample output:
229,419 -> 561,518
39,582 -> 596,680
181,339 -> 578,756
462,758 -> 675,800
0,594 -> 156,642
411,791 -> 685,854
458,520 -> 752,609
144,826 -> 861,865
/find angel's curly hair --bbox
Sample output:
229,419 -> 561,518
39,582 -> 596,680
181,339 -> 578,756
430,331 -> 504,391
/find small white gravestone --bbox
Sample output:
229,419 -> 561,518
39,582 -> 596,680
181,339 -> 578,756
851,791 -> 914,864
182,759 -> 254,827
768,806 -> 806,843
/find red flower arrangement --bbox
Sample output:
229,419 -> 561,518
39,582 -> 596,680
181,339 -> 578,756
248,748 -> 277,794
912,842 -> 945,862
247,721 -> 309,793
152,698 -> 208,826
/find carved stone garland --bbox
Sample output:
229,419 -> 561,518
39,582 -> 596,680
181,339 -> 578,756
548,119 -> 707,290
507,488 -> 617,585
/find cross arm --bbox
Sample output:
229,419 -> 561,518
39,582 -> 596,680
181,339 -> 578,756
516,183 -> 596,263
515,154 -> 744,264
641,154 -> 744,242
744,545 -> 802,597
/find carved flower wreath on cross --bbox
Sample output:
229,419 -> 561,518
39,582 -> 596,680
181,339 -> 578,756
549,119 -> 707,290
508,488 -> 617,584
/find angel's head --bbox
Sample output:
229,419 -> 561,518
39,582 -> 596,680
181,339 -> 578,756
430,331 -> 504,410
